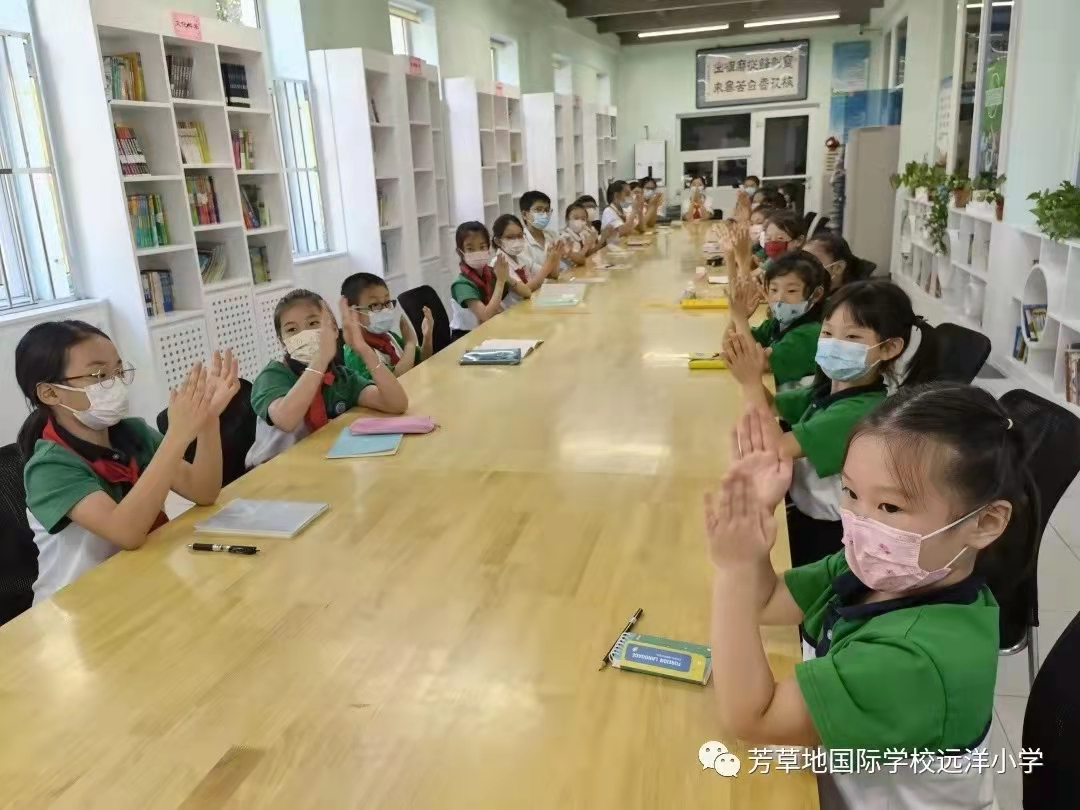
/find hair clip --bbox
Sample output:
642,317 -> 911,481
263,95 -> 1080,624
1006,418 -> 1014,430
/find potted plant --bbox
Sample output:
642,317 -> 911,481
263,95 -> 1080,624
949,171 -> 971,208
1028,181 -> 1080,242
970,172 -> 1005,218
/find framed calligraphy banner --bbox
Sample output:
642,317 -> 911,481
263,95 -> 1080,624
695,40 -> 809,109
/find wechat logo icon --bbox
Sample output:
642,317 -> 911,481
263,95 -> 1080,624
698,741 -> 741,777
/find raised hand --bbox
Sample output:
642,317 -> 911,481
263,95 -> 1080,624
704,464 -> 777,571
336,297 -> 363,357
494,252 -> 510,282
727,272 -> 764,318
420,306 -> 434,341
204,349 -> 240,420
722,331 -> 767,385
167,362 -> 214,443
732,222 -> 755,276
733,190 -> 752,224
400,311 -> 419,346
730,407 -> 792,510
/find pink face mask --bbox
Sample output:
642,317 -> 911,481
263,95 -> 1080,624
841,507 -> 981,593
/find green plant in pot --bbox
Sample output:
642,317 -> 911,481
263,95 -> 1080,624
949,170 -> 971,208
1028,181 -> 1080,242
971,172 -> 1005,203
926,180 -> 951,255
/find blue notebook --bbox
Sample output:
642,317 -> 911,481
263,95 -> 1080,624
460,348 -> 522,365
326,429 -> 403,459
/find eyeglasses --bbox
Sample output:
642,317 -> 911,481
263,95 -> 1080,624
351,300 -> 397,314
58,367 -> 136,389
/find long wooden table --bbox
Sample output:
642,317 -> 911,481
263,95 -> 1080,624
0,224 -> 818,809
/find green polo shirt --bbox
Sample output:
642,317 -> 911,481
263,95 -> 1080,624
342,333 -> 421,380
750,318 -> 821,386
784,551 -> 998,751
250,360 -> 371,424
775,382 -> 887,478
24,418 -> 162,533
450,273 -> 510,308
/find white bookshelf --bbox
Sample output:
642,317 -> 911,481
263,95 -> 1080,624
891,192 -> 1080,416
72,2 -> 294,404
522,92 -> 575,228
572,96 -> 585,202
445,77 -> 522,229
594,105 -> 618,200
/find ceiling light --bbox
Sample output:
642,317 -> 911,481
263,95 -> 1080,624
743,13 -> 841,28
966,1 -> 1013,7
638,24 -> 730,39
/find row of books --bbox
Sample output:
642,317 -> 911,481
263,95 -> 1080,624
250,246 -> 271,284
1022,304 -> 1048,343
166,54 -> 195,99
141,269 -> 175,316
240,184 -> 268,229
114,125 -> 149,176
127,193 -> 170,248
232,129 -> 256,170
177,121 -> 211,165
186,175 -> 221,225
221,63 -> 250,108
1066,347 -> 1080,406
198,244 -> 227,284
102,52 -> 145,101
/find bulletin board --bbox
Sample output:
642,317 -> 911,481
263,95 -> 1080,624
695,40 -> 809,109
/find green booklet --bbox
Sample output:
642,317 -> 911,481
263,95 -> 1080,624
609,632 -> 712,685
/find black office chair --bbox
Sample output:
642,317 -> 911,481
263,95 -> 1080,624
803,211 -> 817,234
398,284 -> 452,356
935,322 -> 992,383
807,214 -> 830,237
1022,607 -> 1080,806
0,443 -> 36,627
157,378 -> 255,487
992,390 -> 1080,687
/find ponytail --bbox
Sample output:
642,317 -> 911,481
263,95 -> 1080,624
15,320 -> 108,461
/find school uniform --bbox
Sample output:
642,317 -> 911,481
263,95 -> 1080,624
24,417 -> 167,603
681,195 -> 713,220
494,248 -> 532,307
786,551 -> 999,809
522,226 -> 559,279
246,356 -> 371,467
751,313 -> 822,388
600,204 -> 626,233
449,263 -> 510,336
775,381 -> 887,567
343,331 -> 421,380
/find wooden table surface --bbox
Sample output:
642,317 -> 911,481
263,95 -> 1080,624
0,223 -> 818,809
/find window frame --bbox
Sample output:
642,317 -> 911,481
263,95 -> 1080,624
389,4 -> 421,58
0,25 -> 76,313
273,78 -> 330,258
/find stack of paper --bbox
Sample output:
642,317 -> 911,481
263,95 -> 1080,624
195,499 -> 328,538
326,429 -> 403,459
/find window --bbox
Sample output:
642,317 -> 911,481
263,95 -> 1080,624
216,0 -> 259,28
893,19 -> 907,88
680,114 -> 751,152
389,5 -> 421,58
0,30 -> 73,310
274,79 -> 328,257
490,40 -> 501,81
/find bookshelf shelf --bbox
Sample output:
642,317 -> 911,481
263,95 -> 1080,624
194,221 -> 243,232
522,92 -> 575,228
135,243 -> 194,257
74,3 -> 295,399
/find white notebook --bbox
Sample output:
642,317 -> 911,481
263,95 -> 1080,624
474,339 -> 543,357
708,275 -> 729,285
194,499 -> 328,538
534,283 -> 586,306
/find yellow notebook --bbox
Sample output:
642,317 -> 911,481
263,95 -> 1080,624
609,632 -> 712,685
680,297 -> 729,309
688,353 -> 727,369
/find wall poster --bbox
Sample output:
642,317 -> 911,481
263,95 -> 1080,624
695,40 -> 809,109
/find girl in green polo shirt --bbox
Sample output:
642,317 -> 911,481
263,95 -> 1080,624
728,252 -> 828,389
246,290 -> 409,467
725,280 -> 938,566
449,221 -> 512,340
18,321 -> 239,603
705,383 -> 1037,809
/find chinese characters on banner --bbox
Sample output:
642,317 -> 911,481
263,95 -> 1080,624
697,41 -> 809,108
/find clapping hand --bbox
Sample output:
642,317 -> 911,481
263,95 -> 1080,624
704,463 -> 778,571
315,301 -> 341,370
722,331 -> 768,385
730,407 -> 792,511
420,306 -> 434,342
733,190 -> 752,225
167,362 -> 215,444
732,222 -> 755,277
727,271 -> 765,318
337,297 -> 365,357
204,349 -> 240,421
494,252 -> 510,282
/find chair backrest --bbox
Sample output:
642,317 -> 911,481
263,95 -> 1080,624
1023,607 -> 1080,805
802,211 -> 817,234
0,443 -> 36,627
156,378 -> 255,487
934,322 -> 992,383
994,390 -> 1080,648
808,214 -> 829,237
398,284 -> 452,355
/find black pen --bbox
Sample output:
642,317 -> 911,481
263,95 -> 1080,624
599,607 -> 644,671
187,542 -> 259,555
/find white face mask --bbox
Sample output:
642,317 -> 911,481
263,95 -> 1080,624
284,329 -> 321,365
52,379 -> 130,430
643,188 -> 655,200
501,238 -> 526,257
585,207 -> 599,220
461,250 -> 490,270
364,308 -> 397,335
568,219 -> 587,234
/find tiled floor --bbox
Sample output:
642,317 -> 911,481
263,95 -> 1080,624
978,372 -> 1080,808
162,371 -> 1073,808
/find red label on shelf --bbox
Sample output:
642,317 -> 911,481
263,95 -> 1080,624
495,82 -> 504,97
171,11 -> 202,41
408,57 -> 423,76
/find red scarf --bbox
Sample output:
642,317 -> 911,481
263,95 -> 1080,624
460,263 -> 495,303
304,369 -> 335,432
363,331 -> 402,366
43,419 -> 168,531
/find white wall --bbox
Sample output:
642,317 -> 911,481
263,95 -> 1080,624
616,26 -> 878,213
0,300 -> 111,445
